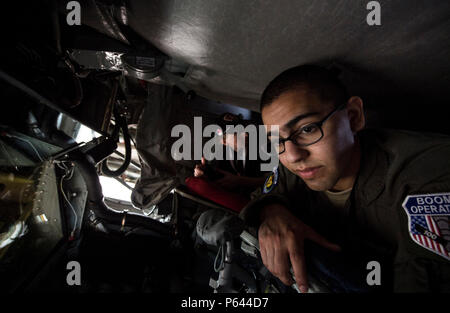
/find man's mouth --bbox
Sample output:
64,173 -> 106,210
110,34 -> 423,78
295,166 -> 322,179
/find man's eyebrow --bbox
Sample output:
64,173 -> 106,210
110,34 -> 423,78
284,112 -> 320,129
266,112 -> 319,137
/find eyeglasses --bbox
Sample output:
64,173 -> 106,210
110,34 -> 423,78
274,102 -> 346,154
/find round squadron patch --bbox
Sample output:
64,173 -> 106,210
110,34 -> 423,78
402,192 -> 450,261
263,168 -> 279,194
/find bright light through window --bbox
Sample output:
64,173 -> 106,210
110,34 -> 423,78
75,124 -> 101,143
99,176 -> 135,202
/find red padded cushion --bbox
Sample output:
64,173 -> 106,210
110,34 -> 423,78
185,177 -> 249,212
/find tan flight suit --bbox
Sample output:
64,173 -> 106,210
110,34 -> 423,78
240,128 -> 450,292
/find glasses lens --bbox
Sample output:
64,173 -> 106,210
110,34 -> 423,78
275,123 -> 324,154
293,124 -> 323,146
275,141 -> 284,154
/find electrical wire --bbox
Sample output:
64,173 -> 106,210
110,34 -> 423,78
1,130 -> 78,239
5,134 -> 44,162
58,163 -> 78,238
0,139 -> 19,171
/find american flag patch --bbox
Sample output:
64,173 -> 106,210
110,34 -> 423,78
402,193 -> 450,261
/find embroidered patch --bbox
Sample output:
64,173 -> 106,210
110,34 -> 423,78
263,168 -> 278,194
402,192 -> 450,261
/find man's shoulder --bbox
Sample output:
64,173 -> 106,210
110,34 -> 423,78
360,128 -> 450,178
356,127 -> 450,233
360,128 -> 450,152
357,129 -> 450,268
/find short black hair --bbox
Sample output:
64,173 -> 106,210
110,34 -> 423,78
215,113 -> 250,135
260,64 -> 349,111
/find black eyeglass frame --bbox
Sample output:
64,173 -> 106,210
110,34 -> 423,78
277,102 -> 347,154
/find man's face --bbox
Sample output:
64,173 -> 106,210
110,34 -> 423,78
223,132 -> 248,151
262,88 -> 358,191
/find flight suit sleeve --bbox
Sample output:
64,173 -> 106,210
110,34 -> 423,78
239,165 -> 306,228
393,160 -> 450,292
394,186 -> 450,292
354,129 -> 450,292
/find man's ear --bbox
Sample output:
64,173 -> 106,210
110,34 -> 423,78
346,96 -> 365,133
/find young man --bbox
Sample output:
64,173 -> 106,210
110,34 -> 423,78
240,65 -> 450,292
194,113 -> 267,191
186,113 -> 269,212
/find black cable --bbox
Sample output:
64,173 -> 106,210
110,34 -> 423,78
101,114 -> 132,177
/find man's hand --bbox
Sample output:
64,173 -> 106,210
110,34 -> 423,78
194,157 -> 206,177
258,204 -> 341,292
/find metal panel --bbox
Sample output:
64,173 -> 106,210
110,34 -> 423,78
0,162 -> 63,292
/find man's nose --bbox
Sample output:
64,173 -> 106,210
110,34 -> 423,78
284,141 -> 309,163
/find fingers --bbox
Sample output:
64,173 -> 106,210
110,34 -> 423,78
194,167 -> 204,177
258,224 -> 294,286
274,248 -> 294,286
201,156 -> 206,165
288,243 -> 308,292
257,205 -> 338,293
259,233 -> 268,272
305,226 -> 341,252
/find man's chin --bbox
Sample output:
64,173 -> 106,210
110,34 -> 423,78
303,178 -> 334,192
304,183 -> 327,191
286,165 -> 337,191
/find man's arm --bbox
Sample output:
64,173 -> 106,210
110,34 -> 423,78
258,203 -> 341,292
239,165 -> 340,291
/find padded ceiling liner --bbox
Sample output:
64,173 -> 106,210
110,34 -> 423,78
122,1 -> 449,111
